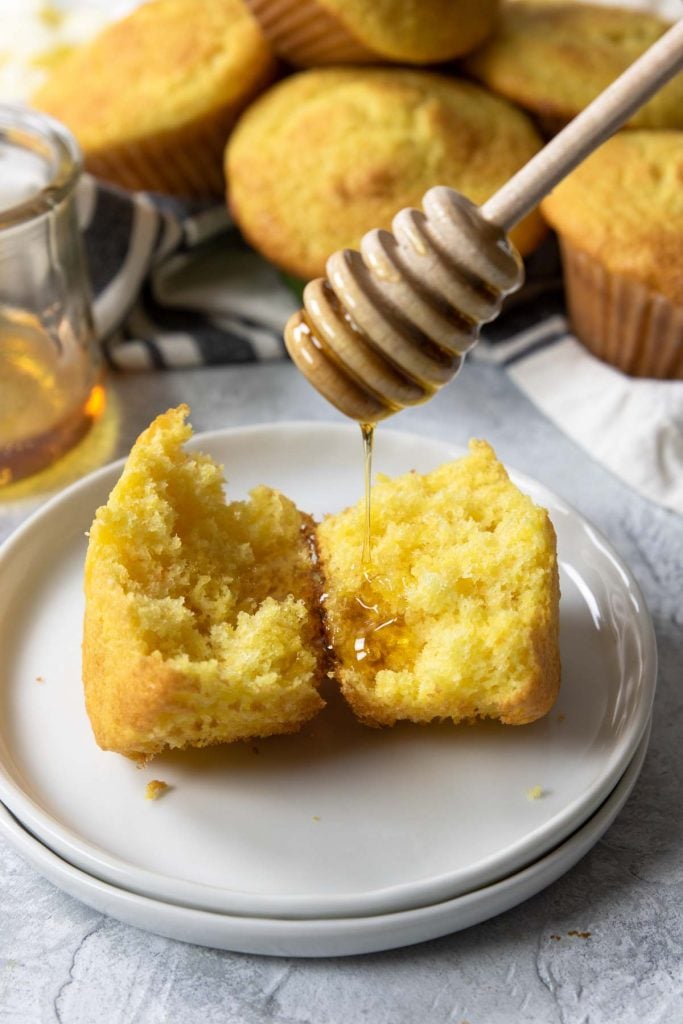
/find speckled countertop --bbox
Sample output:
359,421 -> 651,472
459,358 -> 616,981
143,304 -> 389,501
1,361 -> 681,1024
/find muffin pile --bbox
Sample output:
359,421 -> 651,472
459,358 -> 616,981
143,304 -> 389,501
32,0 -> 682,378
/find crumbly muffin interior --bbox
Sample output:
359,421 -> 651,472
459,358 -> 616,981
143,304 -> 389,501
84,406 -> 324,756
317,440 -> 560,726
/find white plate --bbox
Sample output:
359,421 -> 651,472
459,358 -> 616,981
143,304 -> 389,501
0,423 -> 656,919
0,724 -> 650,958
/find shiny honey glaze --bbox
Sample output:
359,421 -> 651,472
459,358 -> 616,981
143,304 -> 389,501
0,307 -> 105,485
352,422 -> 402,666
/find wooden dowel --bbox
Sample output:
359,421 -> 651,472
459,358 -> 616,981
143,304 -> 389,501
480,17 -> 683,231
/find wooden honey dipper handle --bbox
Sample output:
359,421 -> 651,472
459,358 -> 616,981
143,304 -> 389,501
481,16 -> 683,231
285,17 -> 683,423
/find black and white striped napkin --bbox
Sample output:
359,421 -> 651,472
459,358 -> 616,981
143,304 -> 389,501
79,176 -> 683,515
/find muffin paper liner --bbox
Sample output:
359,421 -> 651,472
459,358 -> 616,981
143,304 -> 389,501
85,111 -> 235,198
82,51 -> 276,202
560,241 -> 683,380
245,0 -> 377,66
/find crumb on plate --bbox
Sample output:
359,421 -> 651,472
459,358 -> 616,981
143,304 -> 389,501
145,779 -> 169,801
527,785 -> 543,800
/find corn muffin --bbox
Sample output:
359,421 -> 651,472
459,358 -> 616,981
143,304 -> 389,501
244,0 -> 499,67
464,3 -> 683,133
83,406 -> 325,759
541,131 -> 683,379
317,441 -> 560,727
33,0 -> 276,197
226,68 -> 546,280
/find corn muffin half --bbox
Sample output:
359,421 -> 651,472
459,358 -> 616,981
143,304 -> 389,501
33,0 -> 276,197
317,441 -> 560,727
83,406 -> 325,759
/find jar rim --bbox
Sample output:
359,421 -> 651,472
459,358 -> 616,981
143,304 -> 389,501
0,104 -> 82,228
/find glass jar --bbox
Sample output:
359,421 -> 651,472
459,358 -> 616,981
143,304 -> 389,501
0,104 -> 104,486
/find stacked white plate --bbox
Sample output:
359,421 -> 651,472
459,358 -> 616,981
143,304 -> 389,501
0,424 -> 656,957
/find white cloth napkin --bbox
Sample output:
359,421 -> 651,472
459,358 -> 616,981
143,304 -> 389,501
474,319 -> 683,515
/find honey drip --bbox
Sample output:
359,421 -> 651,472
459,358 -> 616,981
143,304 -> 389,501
360,422 -> 374,568
353,422 -> 401,665
287,190 -> 525,668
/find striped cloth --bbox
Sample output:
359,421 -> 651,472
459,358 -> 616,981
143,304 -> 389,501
79,176 -> 683,515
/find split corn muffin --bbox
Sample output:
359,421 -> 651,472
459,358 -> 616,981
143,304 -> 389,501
83,406 -> 324,759
226,67 -> 546,280
32,0 -> 276,197
317,441 -> 560,727
464,3 -> 683,133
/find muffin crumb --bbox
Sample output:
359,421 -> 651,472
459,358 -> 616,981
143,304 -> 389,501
527,785 -> 543,800
145,780 -> 169,801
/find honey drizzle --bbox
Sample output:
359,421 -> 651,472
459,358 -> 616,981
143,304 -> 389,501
353,422 -> 401,664
360,422 -> 374,568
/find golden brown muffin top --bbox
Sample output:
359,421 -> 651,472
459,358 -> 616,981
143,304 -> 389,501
464,2 -> 683,130
541,131 -> 683,304
317,0 -> 500,62
32,0 -> 275,152
226,67 -> 545,280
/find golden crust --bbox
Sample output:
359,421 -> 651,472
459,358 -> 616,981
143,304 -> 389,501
541,131 -> 683,306
318,0 -> 499,62
247,0 -> 500,65
33,0 -> 276,196
464,2 -> 683,130
226,67 -> 546,279
497,550 -> 561,726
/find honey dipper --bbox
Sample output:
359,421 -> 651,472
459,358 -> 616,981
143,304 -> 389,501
285,19 -> 683,423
